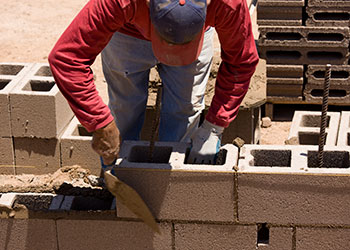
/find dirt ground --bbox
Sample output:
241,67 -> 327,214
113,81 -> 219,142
1,0 -> 290,145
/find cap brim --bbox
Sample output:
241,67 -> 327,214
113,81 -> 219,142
151,24 -> 205,66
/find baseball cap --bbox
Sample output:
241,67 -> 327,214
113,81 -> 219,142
150,0 -> 207,66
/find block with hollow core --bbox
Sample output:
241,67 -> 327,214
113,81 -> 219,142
14,137 -> 60,174
307,65 -> 350,85
257,226 -> 294,250
238,144 -> 350,225
258,26 -> 350,47
60,117 -> 100,175
288,111 -> 340,146
114,141 -> 238,222
0,137 -> 15,173
304,83 -> 350,105
258,46 -> 349,65
337,111 -> 350,146
9,63 -> 74,138
0,63 -> 34,137
306,7 -> 350,27
308,0 -> 350,7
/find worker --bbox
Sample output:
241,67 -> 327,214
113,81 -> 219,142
48,0 -> 259,166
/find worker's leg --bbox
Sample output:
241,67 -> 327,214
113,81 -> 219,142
157,27 -> 214,142
101,32 -> 157,140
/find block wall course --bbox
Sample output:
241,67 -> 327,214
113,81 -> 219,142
14,137 -> 60,174
307,65 -> 350,85
296,227 -> 350,250
0,137 -> 15,172
306,7 -> 350,27
115,141 -> 237,222
259,26 -> 350,47
257,226 -> 294,250
258,46 -> 349,65
288,111 -> 340,146
267,65 -> 304,78
304,84 -> 350,105
56,220 -> 172,250
258,0 -> 305,7
0,63 -> 34,137
9,63 -> 74,138
237,144 -> 350,225
267,84 -> 303,97
0,219 -> 58,250
257,6 -> 302,22
308,0 -> 350,7
174,223 -> 257,250
60,117 -> 100,175
337,111 -> 350,146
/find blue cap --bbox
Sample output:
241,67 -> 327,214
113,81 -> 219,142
150,0 -> 207,66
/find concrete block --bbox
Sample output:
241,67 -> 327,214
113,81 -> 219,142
288,111 -> 340,146
306,7 -> 350,27
60,117 -> 100,175
0,219 -> 58,250
308,0 -> 350,7
0,63 -> 33,137
174,223 -> 256,250
115,141 -> 237,222
259,46 -> 349,65
237,144 -> 350,225
0,137 -> 15,173
267,65 -> 304,78
267,84 -> 303,97
337,111 -> 350,146
14,137 -> 60,174
257,226 -> 294,250
307,65 -> 350,85
259,26 -> 349,47
10,63 -> 74,138
257,6 -> 303,22
57,220 -> 172,250
296,227 -> 350,250
257,19 -> 302,26
304,83 -> 350,105
258,0 -> 305,7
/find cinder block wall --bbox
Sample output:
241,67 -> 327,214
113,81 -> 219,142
1,142 -> 350,250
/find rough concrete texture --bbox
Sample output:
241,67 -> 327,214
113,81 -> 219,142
237,170 -> 350,225
267,65 -> 303,78
0,219 -> 58,250
307,65 -> 350,85
60,117 -> 100,175
337,111 -> 350,146
288,111 -> 340,146
14,137 -> 60,174
257,226 -> 294,250
304,83 -> 350,105
306,7 -> 350,27
174,223 -> 256,250
257,19 -> 302,26
296,227 -> 350,250
257,6 -> 302,21
258,0 -> 304,7
267,84 -> 303,97
259,26 -> 350,47
308,0 -> 350,7
10,63 -> 74,138
0,137 -> 15,172
259,46 -> 349,65
239,144 -> 350,173
0,63 -> 33,137
57,220 -> 172,250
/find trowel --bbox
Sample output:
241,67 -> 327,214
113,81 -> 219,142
101,158 -> 160,234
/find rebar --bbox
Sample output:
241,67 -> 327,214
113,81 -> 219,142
318,64 -> 331,168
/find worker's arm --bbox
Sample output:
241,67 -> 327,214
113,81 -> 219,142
48,0 -> 131,162
188,0 -> 259,164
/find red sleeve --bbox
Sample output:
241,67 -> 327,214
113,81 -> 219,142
205,0 -> 259,128
48,0 -> 132,132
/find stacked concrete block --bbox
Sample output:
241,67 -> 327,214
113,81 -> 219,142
337,111 -> 350,146
114,140 -> 238,222
287,111 -> 340,145
305,65 -> 350,104
0,63 -> 33,173
60,117 -> 100,175
257,0 -> 305,26
306,7 -> 350,27
6,63 -> 74,174
238,144 -> 350,226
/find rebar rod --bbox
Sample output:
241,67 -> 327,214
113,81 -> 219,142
318,64 -> 331,168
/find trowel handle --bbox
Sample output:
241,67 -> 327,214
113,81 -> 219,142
100,157 -> 116,174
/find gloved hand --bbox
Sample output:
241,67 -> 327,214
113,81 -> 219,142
187,119 -> 224,164
92,120 -> 121,165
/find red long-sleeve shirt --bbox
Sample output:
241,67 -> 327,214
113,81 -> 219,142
49,0 -> 259,132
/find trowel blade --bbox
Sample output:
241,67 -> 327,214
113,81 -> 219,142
103,170 -> 160,234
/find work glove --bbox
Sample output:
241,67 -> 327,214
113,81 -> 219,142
92,120 -> 121,166
187,119 -> 224,164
